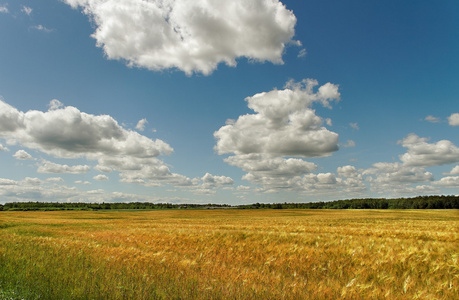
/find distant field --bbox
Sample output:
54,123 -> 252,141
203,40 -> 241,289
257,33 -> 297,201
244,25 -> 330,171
0,210 -> 457,299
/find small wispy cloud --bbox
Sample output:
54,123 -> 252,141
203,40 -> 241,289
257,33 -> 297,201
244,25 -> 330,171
425,115 -> 441,123
21,6 -> 32,16
350,122 -> 359,130
135,118 -> 148,131
342,140 -> 356,148
0,5 -> 8,14
75,180 -> 91,185
298,48 -> 307,58
32,25 -> 53,33
46,177 -> 64,183
48,99 -> 64,110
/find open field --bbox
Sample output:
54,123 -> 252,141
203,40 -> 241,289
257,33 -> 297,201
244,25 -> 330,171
0,209 -> 457,299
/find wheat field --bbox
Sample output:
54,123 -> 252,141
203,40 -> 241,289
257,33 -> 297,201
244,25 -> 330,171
0,209 -> 457,299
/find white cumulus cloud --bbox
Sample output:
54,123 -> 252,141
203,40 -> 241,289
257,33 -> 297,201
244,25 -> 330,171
13,150 -> 33,160
0,178 -> 18,185
200,173 -> 233,188
215,79 -> 340,158
444,165 -> 459,176
22,177 -> 43,186
0,99 -> 173,159
448,113 -> 459,126
94,174 -> 109,181
365,162 -> 434,184
189,173 -> 234,194
37,160 -> 91,174
287,172 -> 339,194
214,78 -> 341,192
94,164 -> 112,173
432,176 -> 459,188
64,0 -> 299,75
337,166 -> 366,194
398,134 -> 459,167
0,99 -> 223,190
359,133 -> 459,196
226,154 -> 317,189
337,165 -> 360,178
364,162 -> 434,195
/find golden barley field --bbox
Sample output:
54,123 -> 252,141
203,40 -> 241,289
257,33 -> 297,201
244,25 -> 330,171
0,209 -> 457,299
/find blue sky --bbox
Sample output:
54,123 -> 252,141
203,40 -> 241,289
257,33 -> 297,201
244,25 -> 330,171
0,0 -> 458,204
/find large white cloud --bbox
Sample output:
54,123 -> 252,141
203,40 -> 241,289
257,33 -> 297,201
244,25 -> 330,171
200,173 -> 234,188
225,154 -> 317,189
93,174 -> 109,181
336,166 -> 367,194
432,176 -> 459,188
188,173 -> 234,194
0,100 -> 24,134
0,98 -> 235,198
363,162 -> 435,195
357,133 -> 459,196
285,165 -> 367,196
0,99 -> 172,159
96,155 -> 235,192
64,0 -> 298,75
398,134 -> 459,167
97,156 -> 192,187
365,162 -> 434,184
214,79 -> 341,192
0,99 -> 189,188
215,79 -> 340,158
228,155 -> 317,178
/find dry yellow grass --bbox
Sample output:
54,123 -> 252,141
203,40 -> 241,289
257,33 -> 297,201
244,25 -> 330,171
0,209 -> 457,299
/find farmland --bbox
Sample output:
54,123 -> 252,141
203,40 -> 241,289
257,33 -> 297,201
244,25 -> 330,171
0,209 -> 457,299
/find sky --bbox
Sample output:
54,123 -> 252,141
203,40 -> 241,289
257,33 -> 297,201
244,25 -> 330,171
0,0 -> 458,205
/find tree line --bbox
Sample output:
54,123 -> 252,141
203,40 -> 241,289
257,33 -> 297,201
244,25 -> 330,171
0,195 -> 457,211
238,195 -> 458,209
0,202 -> 230,211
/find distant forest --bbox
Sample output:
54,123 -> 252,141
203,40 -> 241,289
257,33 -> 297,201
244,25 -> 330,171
0,195 -> 458,211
